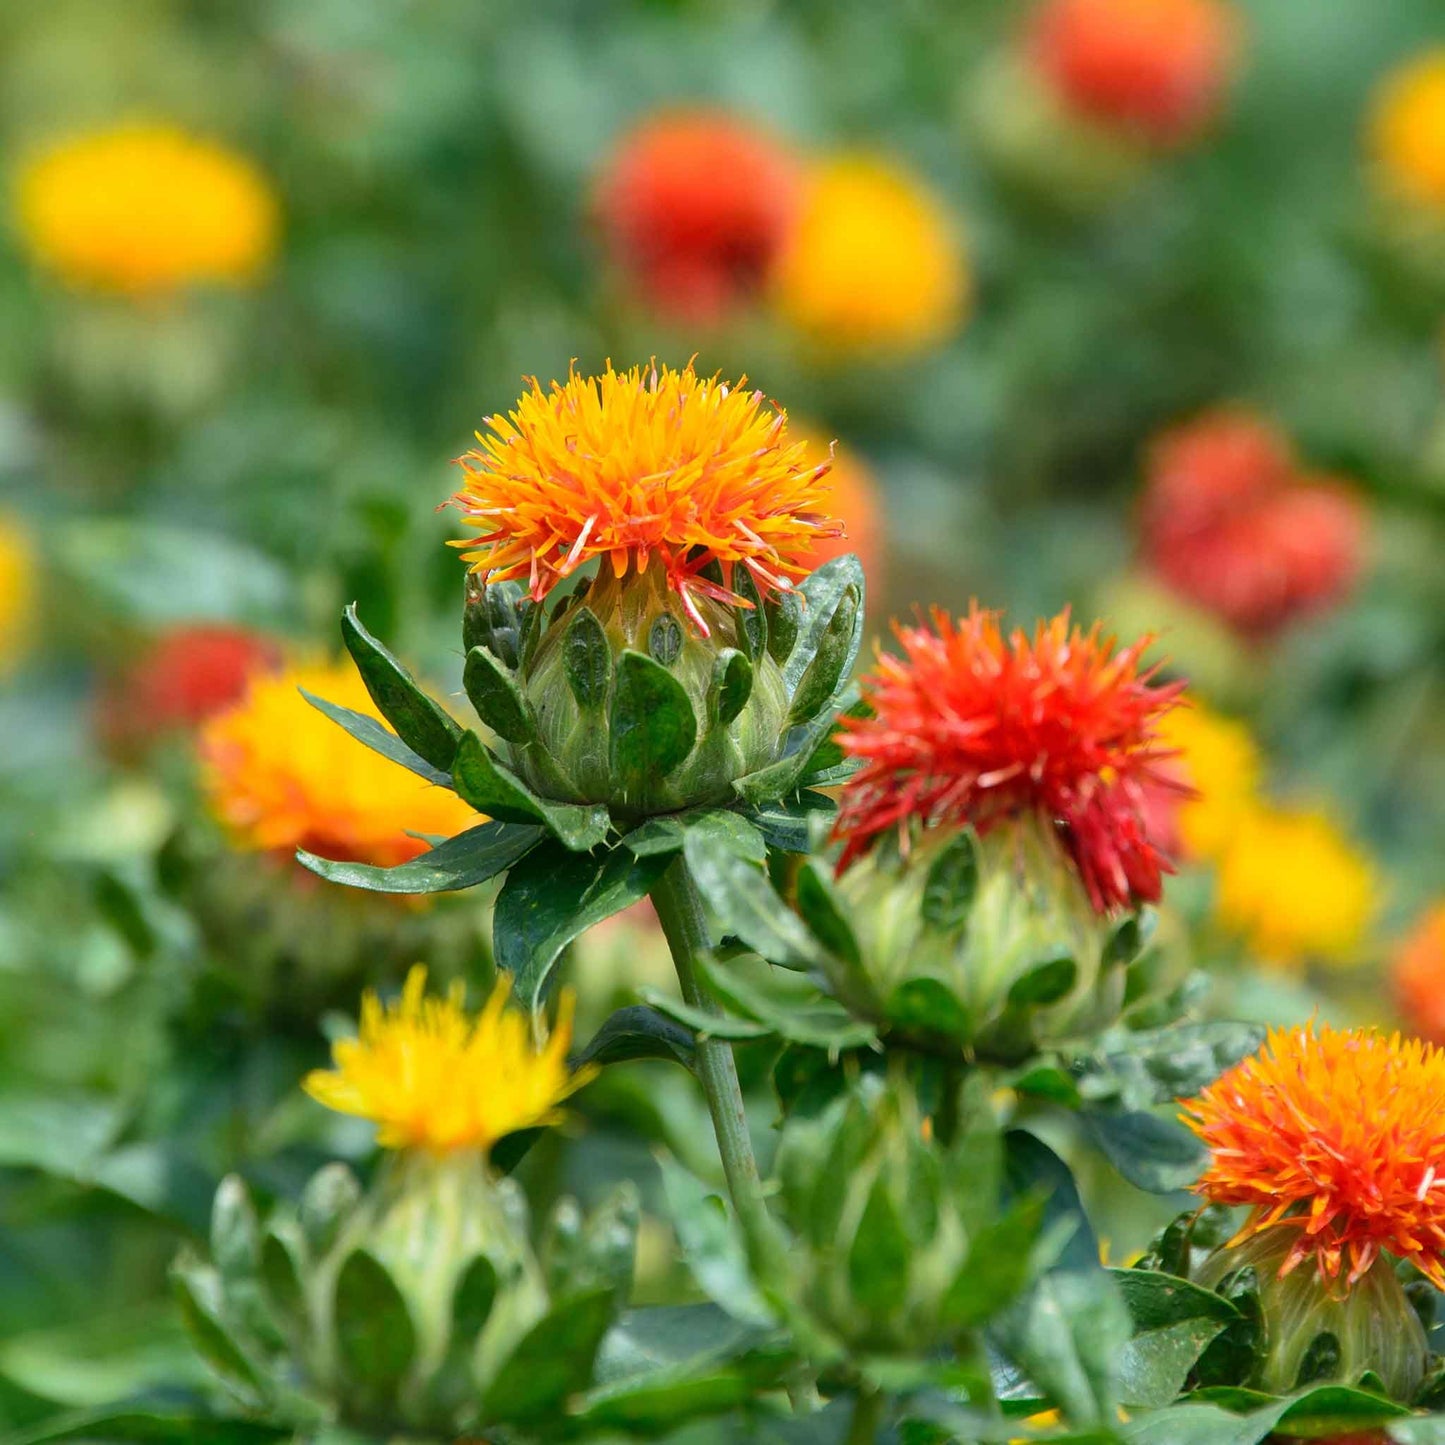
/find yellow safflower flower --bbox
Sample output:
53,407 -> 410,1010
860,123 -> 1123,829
1157,703 -> 1261,859
1215,804 -> 1376,969
771,155 -> 968,356
1368,49 -> 1445,210
16,122 -> 278,295
199,661 -> 475,869
0,514 -> 37,675
304,966 -> 593,1155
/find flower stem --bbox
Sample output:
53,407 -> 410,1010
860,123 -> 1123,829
650,856 -> 785,1278
845,1385 -> 884,1445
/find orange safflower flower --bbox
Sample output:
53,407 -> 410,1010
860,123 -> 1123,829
1394,903 -> 1445,1044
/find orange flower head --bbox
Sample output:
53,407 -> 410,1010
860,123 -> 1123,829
593,110 -> 802,323
1026,0 -> 1240,147
1394,903 -> 1445,1045
1185,1024 -> 1445,1290
199,661 -> 475,869
447,361 -> 841,632
99,624 -> 283,759
834,605 -> 1186,912
1141,409 -> 1369,638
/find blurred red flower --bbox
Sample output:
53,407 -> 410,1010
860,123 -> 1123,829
1140,410 -> 1368,639
1027,0 -> 1239,148
592,110 -> 802,323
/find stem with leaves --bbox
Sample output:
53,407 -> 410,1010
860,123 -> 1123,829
650,856 -> 788,1282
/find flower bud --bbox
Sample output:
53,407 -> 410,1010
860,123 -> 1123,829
1193,1226 -> 1428,1401
175,1157 -> 637,1437
814,815 -> 1133,1063
773,1073 -> 977,1359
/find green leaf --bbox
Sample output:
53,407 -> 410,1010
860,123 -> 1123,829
710,648 -> 753,728
694,953 -> 877,1052
921,831 -> 979,930
942,1195 -> 1046,1329
795,859 -> 861,967
333,1249 -> 416,1399
464,645 -> 533,743
732,566 -> 767,659
682,827 -> 826,970
783,555 -> 866,700
886,977 -> 971,1040
299,1162 -> 361,1256
0,1090 -> 125,1181
298,819 -> 543,894
258,1226 -> 305,1327
1112,1271 -> 1240,1409
611,650 -> 698,790
622,807 -> 767,865
3,1407 -> 288,1445
564,606 -> 612,710
787,582 -> 861,727
1008,956 -> 1078,1006
635,991 -> 772,1041
649,611 -> 684,665
849,1178 -> 910,1314
480,1287 -> 617,1423
1073,1022 -> 1266,1112
342,603 -> 461,771
299,687 -> 452,787
208,1178 -> 258,1280
451,1254 -> 500,1343
451,730 -> 610,850
1004,1130 -> 1100,1276
765,590 -> 802,666
738,791 -> 836,853
495,841 -> 672,1009
1083,1111 -> 1208,1194
574,1005 -> 696,1071
170,1260 -> 267,1408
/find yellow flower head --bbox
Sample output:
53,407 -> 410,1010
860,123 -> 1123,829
771,155 -> 968,356
16,122 -> 279,295
0,514 -> 37,676
1369,49 -> 1445,211
448,361 -> 841,629
1214,804 -> 1376,968
1157,703 -> 1261,859
304,966 -> 593,1154
199,661 -> 475,868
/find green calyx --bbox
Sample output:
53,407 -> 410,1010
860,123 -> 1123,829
1193,1225 -> 1430,1401
773,1072 -> 1000,1361
461,555 -> 862,823
174,1153 -> 636,1439
815,813 -> 1134,1064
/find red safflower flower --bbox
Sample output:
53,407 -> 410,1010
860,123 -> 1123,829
98,623 -> 283,759
1140,410 -> 1368,639
592,110 -> 802,323
1026,0 -> 1240,148
834,605 -> 1186,913
1185,1024 -> 1445,1291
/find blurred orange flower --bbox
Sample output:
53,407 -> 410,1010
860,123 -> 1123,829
771,155 -> 968,357
1394,902 -> 1445,1044
593,109 -> 802,323
1026,0 -> 1240,147
199,662 -> 475,869
790,427 -> 885,593
16,122 -> 278,295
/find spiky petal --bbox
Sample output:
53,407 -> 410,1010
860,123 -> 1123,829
1184,1024 -> 1445,1290
447,361 -> 841,630
834,604 -> 1185,913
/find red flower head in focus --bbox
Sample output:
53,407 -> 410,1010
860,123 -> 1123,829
1140,409 -> 1369,639
98,624 -> 283,759
1026,0 -> 1240,148
834,605 -> 1186,913
592,110 -> 802,323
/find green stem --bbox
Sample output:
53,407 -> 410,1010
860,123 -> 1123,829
844,1385 -> 884,1445
650,856 -> 785,1278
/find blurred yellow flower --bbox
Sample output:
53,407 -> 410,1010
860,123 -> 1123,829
1157,703 -> 1261,859
199,661 -> 475,869
1369,49 -> 1445,210
304,966 -> 592,1155
16,122 -> 279,295
1215,805 -> 1376,969
0,514 -> 37,676
771,155 -> 967,355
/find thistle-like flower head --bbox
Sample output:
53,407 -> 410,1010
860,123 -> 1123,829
304,966 -> 593,1155
1185,1023 -> 1445,1290
834,604 -> 1185,912
447,361 -> 840,632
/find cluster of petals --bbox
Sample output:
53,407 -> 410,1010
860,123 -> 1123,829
1185,1024 -> 1445,1290
1140,408 -> 1368,639
447,361 -> 840,631
834,604 -> 1185,913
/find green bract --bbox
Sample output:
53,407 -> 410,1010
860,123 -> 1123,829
801,814 -> 1140,1064
174,1155 -> 636,1440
